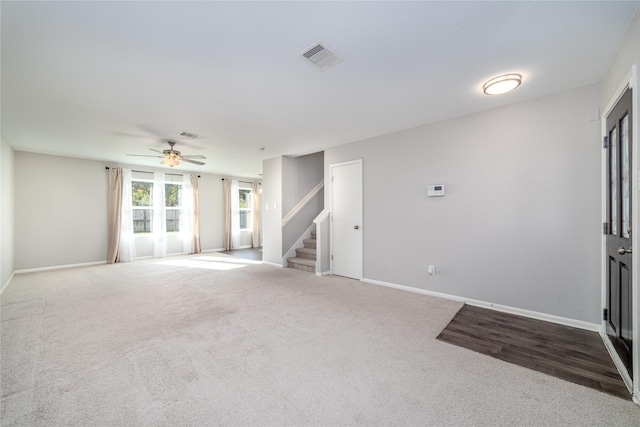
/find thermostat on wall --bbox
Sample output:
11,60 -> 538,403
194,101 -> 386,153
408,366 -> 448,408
427,184 -> 445,197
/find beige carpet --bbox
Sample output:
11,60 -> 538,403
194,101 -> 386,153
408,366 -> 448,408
2,254 -> 639,426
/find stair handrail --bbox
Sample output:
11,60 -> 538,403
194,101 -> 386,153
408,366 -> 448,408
281,180 -> 324,227
313,209 -> 329,224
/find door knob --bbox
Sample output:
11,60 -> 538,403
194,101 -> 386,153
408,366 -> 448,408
617,246 -> 632,255
354,225 -> 359,230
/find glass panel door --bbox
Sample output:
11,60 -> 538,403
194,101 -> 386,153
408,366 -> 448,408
610,127 -> 618,235
621,114 -> 630,238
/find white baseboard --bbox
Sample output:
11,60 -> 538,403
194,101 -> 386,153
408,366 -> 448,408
16,260 -> 107,275
316,270 -> 331,276
262,261 -> 283,268
362,277 -> 600,332
201,247 -> 255,254
1,271 -> 16,295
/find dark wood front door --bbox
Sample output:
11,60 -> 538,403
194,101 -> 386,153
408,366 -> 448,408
606,87 -> 633,379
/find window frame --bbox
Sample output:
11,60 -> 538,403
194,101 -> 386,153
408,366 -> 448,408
130,178 -> 184,235
164,182 -> 183,234
238,187 -> 253,231
132,179 -> 153,235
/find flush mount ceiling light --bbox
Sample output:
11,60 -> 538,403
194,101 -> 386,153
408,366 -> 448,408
483,74 -> 522,95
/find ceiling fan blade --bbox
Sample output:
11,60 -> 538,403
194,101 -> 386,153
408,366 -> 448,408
181,158 -> 206,166
181,154 -> 207,159
149,148 -> 164,154
127,154 -> 164,158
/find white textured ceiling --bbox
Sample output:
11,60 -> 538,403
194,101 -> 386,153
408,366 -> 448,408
2,1 -> 638,178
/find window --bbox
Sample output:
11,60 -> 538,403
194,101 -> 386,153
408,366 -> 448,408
131,180 -> 183,233
132,181 -> 152,233
238,188 -> 252,230
165,183 -> 182,232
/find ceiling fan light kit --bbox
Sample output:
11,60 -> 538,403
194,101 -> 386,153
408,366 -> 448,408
162,157 -> 180,167
127,140 -> 206,167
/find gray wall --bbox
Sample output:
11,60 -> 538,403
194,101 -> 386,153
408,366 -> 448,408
281,152 -> 324,214
281,152 -> 324,256
263,152 -> 324,263
317,215 -> 330,274
13,151 -> 254,269
262,156 -> 283,264
602,9 -> 639,106
1,138 -> 15,288
282,191 -> 323,256
325,83 -> 602,323
15,152 -> 109,269
198,173 -> 225,251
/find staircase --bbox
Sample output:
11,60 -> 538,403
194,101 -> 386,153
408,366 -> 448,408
287,230 -> 316,273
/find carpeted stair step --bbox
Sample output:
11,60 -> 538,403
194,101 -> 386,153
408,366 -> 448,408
303,238 -> 316,249
287,257 -> 316,273
295,247 -> 317,260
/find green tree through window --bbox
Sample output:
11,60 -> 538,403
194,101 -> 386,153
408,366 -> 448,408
165,183 -> 180,207
131,180 -> 183,233
132,181 -> 152,206
132,182 -> 152,233
165,183 -> 181,232
239,188 -> 252,230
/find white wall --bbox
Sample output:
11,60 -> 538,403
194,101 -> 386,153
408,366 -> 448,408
13,151 -> 255,269
1,138 -> 16,289
325,83 -> 602,323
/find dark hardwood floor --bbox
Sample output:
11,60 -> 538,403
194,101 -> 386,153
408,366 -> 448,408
219,247 -> 263,261
437,304 -> 631,400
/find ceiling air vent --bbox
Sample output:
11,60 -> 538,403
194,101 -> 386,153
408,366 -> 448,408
178,131 -> 199,139
299,42 -> 343,71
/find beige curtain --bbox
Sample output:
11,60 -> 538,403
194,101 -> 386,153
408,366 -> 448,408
191,175 -> 201,253
223,179 -> 232,251
252,182 -> 261,248
107,168 -> 123,264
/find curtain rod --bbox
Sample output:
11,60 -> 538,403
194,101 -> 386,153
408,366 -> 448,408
221,178 -> 258,184
105,166 -> 200,178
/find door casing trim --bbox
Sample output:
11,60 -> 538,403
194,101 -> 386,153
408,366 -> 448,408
329,159 -> 363,279
601,64 -> 638,401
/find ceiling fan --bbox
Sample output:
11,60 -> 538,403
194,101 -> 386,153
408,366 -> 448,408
127,140 -> 206,167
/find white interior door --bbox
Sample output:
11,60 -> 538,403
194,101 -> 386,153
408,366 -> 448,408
330,160 -> 362,279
